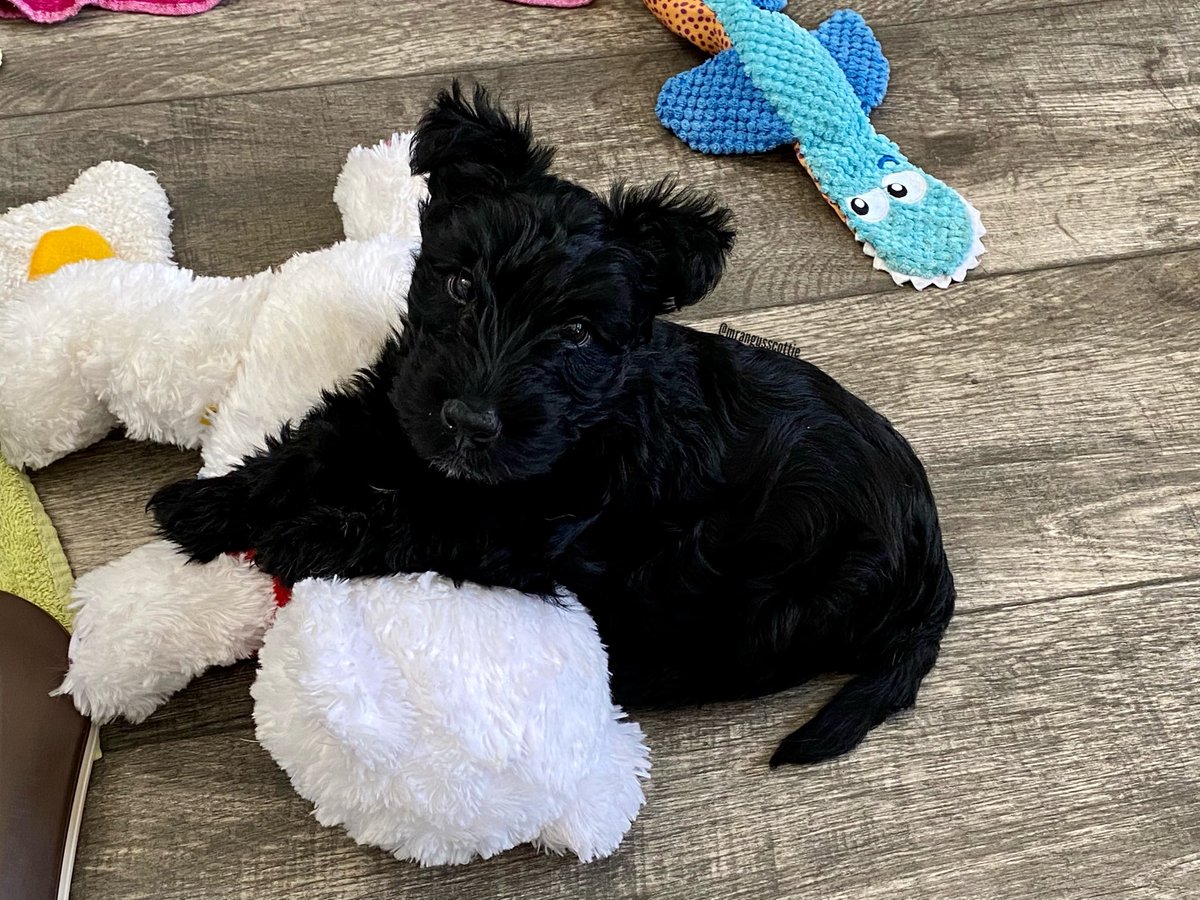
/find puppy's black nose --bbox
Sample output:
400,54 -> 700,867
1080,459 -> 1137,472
440,399 -> 501,447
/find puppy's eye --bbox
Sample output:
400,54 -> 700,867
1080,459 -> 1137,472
446,273 -> 474,303
561,320 -> 591,347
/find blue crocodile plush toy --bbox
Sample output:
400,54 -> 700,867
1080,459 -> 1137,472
649,0 -> 986,290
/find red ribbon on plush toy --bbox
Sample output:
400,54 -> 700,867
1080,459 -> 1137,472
236,551 -> 294,609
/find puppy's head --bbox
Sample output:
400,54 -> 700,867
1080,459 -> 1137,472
393,83 -> 734,484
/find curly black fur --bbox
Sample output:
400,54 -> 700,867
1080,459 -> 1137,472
151,83 -> 955,766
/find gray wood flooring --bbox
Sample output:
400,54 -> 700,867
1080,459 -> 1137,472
3,0 -> 1199,896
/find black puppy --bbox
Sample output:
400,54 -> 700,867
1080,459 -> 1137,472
151,84 -> 954,766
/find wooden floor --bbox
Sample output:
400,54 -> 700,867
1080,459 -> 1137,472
4,0 -> 1200,896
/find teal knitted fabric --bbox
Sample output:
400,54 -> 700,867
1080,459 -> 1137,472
656,1 -> 985,288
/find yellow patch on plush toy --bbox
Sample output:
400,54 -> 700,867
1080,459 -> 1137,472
28,225 -> 115,280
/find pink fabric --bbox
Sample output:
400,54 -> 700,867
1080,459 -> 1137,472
502,0 -> 592,7
0,0 -> 220,22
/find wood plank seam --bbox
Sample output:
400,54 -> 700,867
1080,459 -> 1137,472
953,573 -> 1200,619
0,48 -> 641,124
0,0 -> 1167,122
682,243 -> 1200,330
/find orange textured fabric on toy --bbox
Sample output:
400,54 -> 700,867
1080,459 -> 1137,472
644,0 -> 731,53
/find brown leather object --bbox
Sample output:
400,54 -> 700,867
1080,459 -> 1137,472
0,591 -> 93,900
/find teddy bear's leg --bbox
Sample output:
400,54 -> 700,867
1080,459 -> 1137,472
55,540 -> 278,723
536,713 -> 651,863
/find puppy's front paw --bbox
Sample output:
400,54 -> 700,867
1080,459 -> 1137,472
148,478 -> 251,562
252,508 -> 370,585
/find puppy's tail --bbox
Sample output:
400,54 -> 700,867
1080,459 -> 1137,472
770,566 -> 954,767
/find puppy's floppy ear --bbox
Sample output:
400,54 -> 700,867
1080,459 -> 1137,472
609,178 -> 735,315
411,81 -> 554,194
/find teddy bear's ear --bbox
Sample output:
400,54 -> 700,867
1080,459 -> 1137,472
411,81 -> 554,196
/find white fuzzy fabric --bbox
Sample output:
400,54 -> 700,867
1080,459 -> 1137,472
334,133 -> 427,245
0,161 -> 178,469
54,542 -> 278,723
253,573 -> 650,866
0,237 -> 414,472
0,161 -> 174,305
0,262 -> 268,469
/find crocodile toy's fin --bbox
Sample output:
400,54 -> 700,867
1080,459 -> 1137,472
656,8 -> 890,154
656,49 -> 794,154
813,10 -> 889,114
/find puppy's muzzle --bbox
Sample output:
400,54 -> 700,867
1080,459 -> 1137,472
440,399 -> 501,449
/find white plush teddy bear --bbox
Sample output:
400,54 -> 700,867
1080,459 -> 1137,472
0,138 -> 649,865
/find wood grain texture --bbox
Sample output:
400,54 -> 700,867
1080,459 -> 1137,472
30,438 -> 200,576
1,1 -> 1197,311
3,0 -> 1197,895
70,580 -> 1200,899
0,0 -> 1106,118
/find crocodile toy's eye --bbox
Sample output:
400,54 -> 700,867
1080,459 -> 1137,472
846,188 -> 889,223
881,170 -> 928,204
